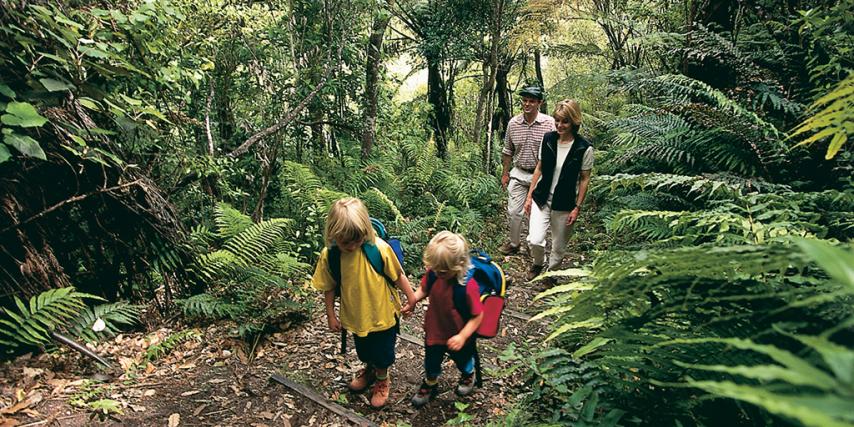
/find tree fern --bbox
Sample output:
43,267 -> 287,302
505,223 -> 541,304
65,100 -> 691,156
618,72 -> 784,142
185,204 -> 312,340
0,287 -> 101,348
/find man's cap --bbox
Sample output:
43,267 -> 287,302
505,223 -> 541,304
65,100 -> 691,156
517,85 -> 545,100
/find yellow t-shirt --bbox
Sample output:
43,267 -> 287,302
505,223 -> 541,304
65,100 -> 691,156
312,238 -> 402,337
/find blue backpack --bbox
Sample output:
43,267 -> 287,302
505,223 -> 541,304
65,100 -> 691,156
424,249 -> 507,387
328,218 -> 404,353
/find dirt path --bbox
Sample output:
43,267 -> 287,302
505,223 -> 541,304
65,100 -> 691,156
0,249 -> 557,427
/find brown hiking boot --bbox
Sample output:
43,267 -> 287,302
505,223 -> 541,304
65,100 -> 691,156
348,368 -> 375,392
526,264 -> 544,281
370,378 -> 390,408
498,242 -> 519,255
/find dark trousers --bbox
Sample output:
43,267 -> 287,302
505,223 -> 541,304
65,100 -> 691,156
353,320 -> 398,369
424,343 -> 475,379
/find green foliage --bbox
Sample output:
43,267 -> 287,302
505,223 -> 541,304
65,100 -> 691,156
0,288 -> 102,349
532,239 -> 854,425
790,74 -> 853,159
69,380 -> 123,420
144,329 -> 201,362
0,1 -> 187,165
181,203 -> 312,339
68,303 -> 142,343
446,402 -> 474,426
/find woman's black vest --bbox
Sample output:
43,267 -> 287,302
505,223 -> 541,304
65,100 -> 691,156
532,131 -> 592,211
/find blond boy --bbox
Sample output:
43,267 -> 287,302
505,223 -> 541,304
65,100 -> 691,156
311,198 -> 417,408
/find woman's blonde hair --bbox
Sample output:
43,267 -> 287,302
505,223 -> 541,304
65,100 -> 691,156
324,197 -> 375,247
553,99 -> 582,135
423,231 -> 470,280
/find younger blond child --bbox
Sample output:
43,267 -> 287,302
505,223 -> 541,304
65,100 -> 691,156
311,197 -> 417,408
410,231 -> 484,407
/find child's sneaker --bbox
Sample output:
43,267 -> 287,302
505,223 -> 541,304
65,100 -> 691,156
455,373 -> 474,396
370,378 -> 390,408
348,368 -> 376,392
411,381 -> 438,408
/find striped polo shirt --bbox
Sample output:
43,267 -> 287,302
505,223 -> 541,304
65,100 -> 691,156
502,112 -> 556,172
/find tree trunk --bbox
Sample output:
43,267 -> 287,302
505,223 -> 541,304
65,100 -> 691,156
361,9 -> 391,160
534,48 -> 547,113
427,57 -> 451,160
493,54 -> 513,141
474,59 -> 491,149
215,67 -> 235,142
309,106 -> 325,152
478,0 -> 504,171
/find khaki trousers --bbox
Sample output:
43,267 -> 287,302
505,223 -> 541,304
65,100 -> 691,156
527,201 -> 573,269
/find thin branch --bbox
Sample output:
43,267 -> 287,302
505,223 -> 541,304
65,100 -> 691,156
227,42 -> 344,159
205,79 -> 215,156
297,119 -> 357,131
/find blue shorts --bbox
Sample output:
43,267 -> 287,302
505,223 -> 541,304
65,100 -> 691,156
353,320 -> 399,369
424,343 -> 475,379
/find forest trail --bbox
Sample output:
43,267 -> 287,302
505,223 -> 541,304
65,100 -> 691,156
0,243 -> 570,426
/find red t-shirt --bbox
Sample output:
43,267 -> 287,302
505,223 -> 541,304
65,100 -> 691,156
421,271 -> 484,346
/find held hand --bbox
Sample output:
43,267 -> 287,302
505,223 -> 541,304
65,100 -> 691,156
501,173 -> 510,190
400,293 -> 418,316
524,196 -> 532,216
567,207 -> 580,225
328,316 -> 341,332
447,334 -> 465,351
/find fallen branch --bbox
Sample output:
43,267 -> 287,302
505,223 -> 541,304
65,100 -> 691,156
50,331 -> 112,369
269,374 -> 377,427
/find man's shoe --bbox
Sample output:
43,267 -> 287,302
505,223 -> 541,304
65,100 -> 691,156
526,264 -> 544,281
455,373 -> 475,396
370,378 -> 390,408
498,242 -> 520,255
348,368 -> 375,392
411,381 -> 438,408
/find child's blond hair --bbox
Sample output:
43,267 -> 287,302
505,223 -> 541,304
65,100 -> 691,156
423,231 -> 471,280
324,197 -> 376,247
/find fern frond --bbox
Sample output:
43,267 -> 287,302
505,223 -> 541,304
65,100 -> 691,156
0,287 -> 101,348
223,218 -> 291,265
361,187 -> 405,223
213,203 -> 254,240
621,73 -> 783,141
790,73 -> 853,159
176,293 -> 239,320
68,302 -> 141,343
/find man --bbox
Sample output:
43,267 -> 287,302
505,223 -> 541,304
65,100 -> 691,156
499,85 -> 556,255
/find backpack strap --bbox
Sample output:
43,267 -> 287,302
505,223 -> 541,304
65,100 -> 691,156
425,269 -> 472,320
328,246 -> 342,296
328,240 -> 396,290
454,271 -> 473,320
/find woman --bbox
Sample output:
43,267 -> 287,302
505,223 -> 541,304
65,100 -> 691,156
523,99 -> 594,282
